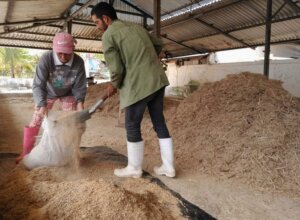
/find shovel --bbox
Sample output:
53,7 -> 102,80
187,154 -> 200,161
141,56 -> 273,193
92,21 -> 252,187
76,93 -> 110,122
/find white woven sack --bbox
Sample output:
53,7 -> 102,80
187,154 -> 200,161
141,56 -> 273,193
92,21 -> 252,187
23,111 -> 86,170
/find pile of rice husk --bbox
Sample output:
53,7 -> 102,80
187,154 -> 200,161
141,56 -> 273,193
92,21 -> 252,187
85,83 -> 120,117
0,166 -> 184,220
82,73 -> 300,197
166,72 -> 300,196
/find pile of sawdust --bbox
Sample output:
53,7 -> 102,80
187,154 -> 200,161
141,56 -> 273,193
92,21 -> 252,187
0,166 -> 184,220
167,72 -> 300,196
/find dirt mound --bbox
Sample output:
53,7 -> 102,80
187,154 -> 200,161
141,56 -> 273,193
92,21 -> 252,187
169,72 -> 300,196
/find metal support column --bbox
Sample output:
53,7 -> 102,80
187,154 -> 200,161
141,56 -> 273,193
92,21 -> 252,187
67,20 -> 72,34
153,0 -> 161,38
143,16 -> 147,29
264,0 -> 272,78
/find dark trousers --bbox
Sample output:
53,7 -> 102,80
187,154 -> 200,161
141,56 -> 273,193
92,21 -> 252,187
125,87 -> 170,142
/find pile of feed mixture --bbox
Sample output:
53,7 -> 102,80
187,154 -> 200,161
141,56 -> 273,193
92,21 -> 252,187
164,72 -> 300,196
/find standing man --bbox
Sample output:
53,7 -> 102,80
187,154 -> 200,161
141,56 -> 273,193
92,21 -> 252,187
16,32 -> 87,163
91,2 -> 175,178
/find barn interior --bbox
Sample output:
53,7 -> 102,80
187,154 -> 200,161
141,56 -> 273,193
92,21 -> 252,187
1,1 -> 300,219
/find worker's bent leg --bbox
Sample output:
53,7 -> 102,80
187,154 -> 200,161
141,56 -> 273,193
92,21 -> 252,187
147,87 -> 175,178
147,87 -> 170,139
124,100 -> 148,142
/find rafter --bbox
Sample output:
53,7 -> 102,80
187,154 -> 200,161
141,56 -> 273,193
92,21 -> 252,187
160,0 -> 245,31
243,0 -> 265,19
283,0 -> 300,13
0,18 -> 64,27
0,19 -> 64,36
119,0 -> 153,19
0,43 -> 102,53
61,0 -> 80,17
162,35 -> 208,54
194,18 -> 254,49
66,0 -> 95,21
272,2 -> 287,18
180,14 -> 300,45
18,30 -> 102,41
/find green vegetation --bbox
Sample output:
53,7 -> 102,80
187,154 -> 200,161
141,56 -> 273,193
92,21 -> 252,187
0,47 -> 39,78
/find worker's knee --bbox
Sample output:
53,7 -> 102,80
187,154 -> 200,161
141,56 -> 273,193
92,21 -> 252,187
126,122 -> 142,142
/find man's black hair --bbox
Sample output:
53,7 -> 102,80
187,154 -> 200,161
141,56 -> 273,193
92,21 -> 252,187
91,2 -> 118,20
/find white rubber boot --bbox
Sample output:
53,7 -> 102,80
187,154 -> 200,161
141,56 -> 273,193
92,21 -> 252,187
154,138 -> 176,177
114,141 -> 144,178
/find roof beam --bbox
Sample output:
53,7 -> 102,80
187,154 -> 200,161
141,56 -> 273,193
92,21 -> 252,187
158,0 -> 257,50
0,36 -> 51,44
0,18 -> 65,27
272,2 -> 286,18
0,43 -> 102,53
0,34 -> 101,42
162,35 -> 208,54
18,30 -> 102,41
78,3 -> 145,17
72,20 -> 96,27
46,24 -> 64,29
178,14 -> 300,46
161,0 -> 203,17
0,19 -> 64,36
61,1 -> 80,17
210,38 -> 300,52
243,0 -> 265,19
283,0 -> 300,13
193,18 -> 255,49
160,0 -> 245,30
119,0 -> 153,19
66,0 -> 96,21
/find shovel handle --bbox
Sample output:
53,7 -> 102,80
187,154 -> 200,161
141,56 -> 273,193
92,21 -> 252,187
87,92 -> 111,115
88,84 -> 117,115
88,99 -> 104,115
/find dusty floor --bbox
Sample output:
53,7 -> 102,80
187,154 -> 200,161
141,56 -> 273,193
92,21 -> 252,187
1,73 -> 300,219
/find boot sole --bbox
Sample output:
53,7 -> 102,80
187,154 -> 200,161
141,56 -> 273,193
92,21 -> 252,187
156,172 -> 176,178
114,170 -> 142,178
154,167 -> 176,178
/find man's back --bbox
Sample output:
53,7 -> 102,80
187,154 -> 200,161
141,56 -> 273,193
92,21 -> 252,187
102,20 -> 169,108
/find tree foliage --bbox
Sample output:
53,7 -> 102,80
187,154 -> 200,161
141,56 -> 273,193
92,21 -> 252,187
0,47 -> 38,78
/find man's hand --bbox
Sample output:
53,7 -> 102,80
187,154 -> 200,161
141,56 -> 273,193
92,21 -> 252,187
38,106 -> 48,117
159,51 -> 166,59
106,83 -> 117,97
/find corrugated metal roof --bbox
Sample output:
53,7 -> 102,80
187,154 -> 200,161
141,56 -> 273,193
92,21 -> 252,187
0,0 -> 300,57
132,0 -> 193,17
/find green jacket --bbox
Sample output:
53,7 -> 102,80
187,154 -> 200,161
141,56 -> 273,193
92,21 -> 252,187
102,20 -> 169,109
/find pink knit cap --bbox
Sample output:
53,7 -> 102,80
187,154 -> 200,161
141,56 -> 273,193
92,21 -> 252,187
53,32 -> 75,54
